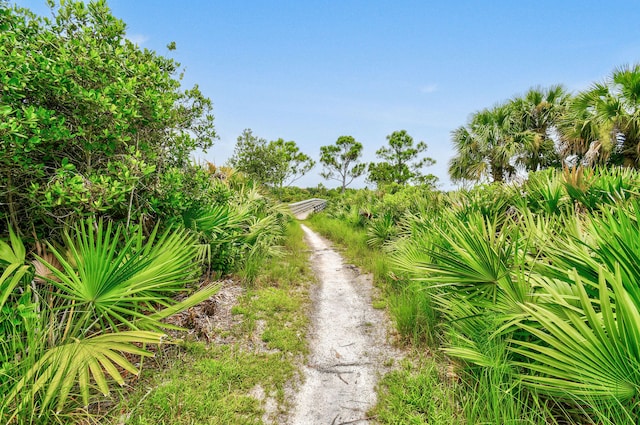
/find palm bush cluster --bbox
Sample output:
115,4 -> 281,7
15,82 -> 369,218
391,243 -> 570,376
0,179 -> 290,422
0,221 -> 211,421
321,167 -> 640,423
388,167 -> 640,423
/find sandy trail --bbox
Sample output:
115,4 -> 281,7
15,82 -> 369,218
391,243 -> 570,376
288,225 -> 395,425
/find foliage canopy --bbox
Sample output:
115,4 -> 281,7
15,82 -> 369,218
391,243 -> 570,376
0,0 -> 216,234
367,130 -> 437,187
319,135 -> 366,192
227,128 -> 315,188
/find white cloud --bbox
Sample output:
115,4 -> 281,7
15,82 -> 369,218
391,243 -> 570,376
127,33 -> 149,46
419,84 -> 438,94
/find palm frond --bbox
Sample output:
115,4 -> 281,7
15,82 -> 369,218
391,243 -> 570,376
512,267 -> 640,402
38,219 -> 200,333
5,331 -> 163,415
0,226 -> 26,266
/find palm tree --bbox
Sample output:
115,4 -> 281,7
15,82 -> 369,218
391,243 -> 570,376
449,126 -> 487,184
558,64 -> 640,168
611,64 -> 640,167
449,104 -> 518,183
509,85 -> 569,171
558,84 -> 617,166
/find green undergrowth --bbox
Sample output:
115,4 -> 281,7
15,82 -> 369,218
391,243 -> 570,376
371,355 -> 460,425
110,220 -> 312,424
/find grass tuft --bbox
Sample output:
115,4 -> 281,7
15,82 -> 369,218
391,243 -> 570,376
371,356 -> 460,425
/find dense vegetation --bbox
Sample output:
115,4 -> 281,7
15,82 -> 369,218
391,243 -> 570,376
4,0 -> 640,423
1,0 -> 219,237
310,166 -> 640,424
0,2 -> 291,423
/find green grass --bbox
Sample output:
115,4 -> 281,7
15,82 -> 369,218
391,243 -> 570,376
232,285 -> 307,354
110,220 -> 312,424
121,344 -> 292,425
388,284 -> 440,347
456,362 -> 559,425
307,213 -> 392,286
371,356 -> 460,425
235,221 -> 310,354
254,220 -> 311,288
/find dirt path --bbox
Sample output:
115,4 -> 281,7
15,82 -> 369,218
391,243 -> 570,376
288,225 -> 397,425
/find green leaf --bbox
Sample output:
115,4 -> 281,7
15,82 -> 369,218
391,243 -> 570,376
512,267 -> 640,402
38,219 -> 201,333
4,331 -> 163,415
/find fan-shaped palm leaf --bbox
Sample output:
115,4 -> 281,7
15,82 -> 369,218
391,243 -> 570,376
366,213 -> 397,248
512,267 -> 640,402
403,213 -> 530,308
39,219 -> 201,333
4,331 -> 163,416
520,169 -> 569,215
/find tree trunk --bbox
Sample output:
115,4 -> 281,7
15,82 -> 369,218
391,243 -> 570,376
621,138 -> 639,168
491,165 -> 504,183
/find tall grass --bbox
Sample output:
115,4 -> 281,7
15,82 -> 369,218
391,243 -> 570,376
388,284 -> 439,347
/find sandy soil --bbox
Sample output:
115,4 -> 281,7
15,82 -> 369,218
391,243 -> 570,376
288,225 -> 399,425
164,224 -> 399,424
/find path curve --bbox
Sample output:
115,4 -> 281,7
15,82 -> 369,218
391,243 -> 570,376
289,225 -> 395,424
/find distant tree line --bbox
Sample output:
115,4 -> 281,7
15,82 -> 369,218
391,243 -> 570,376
228,129 -> 438,191
449,64 -> 640,185
229,64 -> 640,191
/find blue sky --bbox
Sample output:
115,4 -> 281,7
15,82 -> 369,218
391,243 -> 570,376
13,0 -> 640,189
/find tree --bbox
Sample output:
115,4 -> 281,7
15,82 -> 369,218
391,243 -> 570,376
227,129 -> 315,188
227,129 -> 276,184
449,105 -> 518,184
450,87 -> 569,185
558,64 -> 640,168
0,0 -> 216,234
319,135 -> 366,192
448,126 -> 489,184
510,85 -> 569,171
367,130 -> 436,187
270,138 -> 316,188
